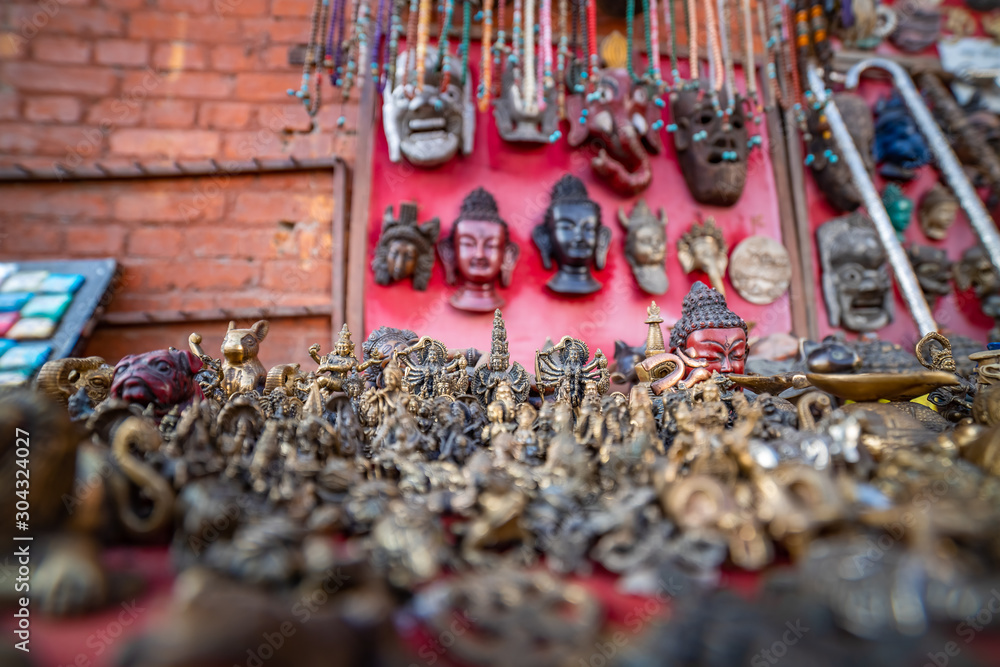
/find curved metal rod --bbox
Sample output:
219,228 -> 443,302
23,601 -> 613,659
844,57 -> 1000,276
807,63 -> 937,335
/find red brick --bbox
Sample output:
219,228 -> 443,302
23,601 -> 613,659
261,258 -> 330,293
0,221 -> 65,257
232,191 -> 333,225
2,62 -> 117,95
156,0 -> 213,13
94,39 -> 149,66
234,72 -> 300,102
288,131 -> 334,159
262,45 -> 294,69
271,0 -> 313,17
24,95 -> 82,123
0,94 -> 19,121
109,128 -> 220,158
152,42 -> 206,70
30,36 -> 92,65
142,99 -> 197,128
198,101 -> 252,129
114,189 -> 226,223
121,70 -> 233,98
213,0 -> 269,17
240,17 -> 310,43
128,12 -> 241,41
2,188 -> 109,218
126,227 -> 184,258
209,44 -> 258,72
47,8 -> 124,36
84,98 -> 143,126
219,129 -> 284,160
190,260 -> 261,291
0,122 -> 98,156
65,224 -> 127,255
103,0 -> 145,9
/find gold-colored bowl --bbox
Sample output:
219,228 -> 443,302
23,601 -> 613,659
805,370 -> 961,402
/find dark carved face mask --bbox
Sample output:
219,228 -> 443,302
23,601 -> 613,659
566,69 -> 663,195
907,244 -> 952,308
670,88 -> 748,207
618,199 -> 668,295
807,93 -> 874,212
372,203 -> 440,290
383,52 -> 474,167
817,213 -> 894,332
494,63 -> 559,144
890,0 -> 942,53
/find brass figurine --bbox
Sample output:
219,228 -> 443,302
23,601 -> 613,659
394,336 -> 469,398
618,199 -> 668,295
371,202 -> 440,290
535,336 -> 610,406
189,320 -> 269,397
533,175 -> 611,295
471,310 -> 529,408
677,218 -> 729,296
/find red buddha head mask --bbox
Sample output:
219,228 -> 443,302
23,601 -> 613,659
109,348 -> 204,418
438,187 -> 519,312
670,281 -> 748,376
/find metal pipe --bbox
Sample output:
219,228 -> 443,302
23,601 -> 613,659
807,63 -> 937,335
844,57 -> 1000,276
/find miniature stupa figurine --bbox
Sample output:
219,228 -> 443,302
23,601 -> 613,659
533,175 -> 611,295
670,282 -> 748,378
471,309 -> 530,408
438,188 -> 520,313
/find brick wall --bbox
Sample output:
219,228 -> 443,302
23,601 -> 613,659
0,0 -> 359,369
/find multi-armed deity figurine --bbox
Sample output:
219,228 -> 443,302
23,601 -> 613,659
618,200 -> 668,295
669,282 -> 749,379
309,324 -> 362,396
817,213 -> 894,332
382,51 -> 475,168
670,89 -> 749,207
535,336 -> 610,407
437,187 -> 520,312
394,336 -> 469,398
677,219 -> 729,296
471,310 -> 530,408
533,175 -> 611,295
371,203 -> 440,290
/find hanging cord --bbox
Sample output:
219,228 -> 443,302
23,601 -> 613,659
586,0 -> 598,90
415,0 -> 431,90
540,0 -> 553,110
687,0 -> 698,85
438,0 -> 455,90
460,0 -> 471,87
524,0 -> 537,113
557,0 -> 569,117
645,0 -> 661,86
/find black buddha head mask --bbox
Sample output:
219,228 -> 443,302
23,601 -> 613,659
670,89 -> 748,207
817,212 -> 894,332
533,174 -> 611,295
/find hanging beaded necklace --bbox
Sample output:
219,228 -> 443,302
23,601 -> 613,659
415,0 -> 431,90
662,0 -> 679,88
645,0 -> 661,87
540,0 -> 553,110
740,0 -> 762,122
328,0 -> 349,85
703,0 -> 724,113
493,0 -> 507,97
291,0 -> 330,116
585,0 -> 598,90
405,0 -> 419,87
437,0 -> 455,90
626,0 -> 639,83
557,0 -> 569,117
511,0 -> 524,96
479,0 -> 494,109
523,0 -> 537,113
718,0 -> 735,116
386,0 -> 403,92
459,0 -> 471,87
687,0 -> 699,87
371,0 -> 389,92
